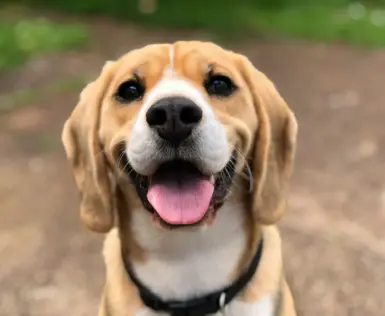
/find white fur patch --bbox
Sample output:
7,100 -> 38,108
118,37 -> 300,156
164,45 -> 175,77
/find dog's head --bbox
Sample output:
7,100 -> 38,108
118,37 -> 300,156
62,42 -> 297,233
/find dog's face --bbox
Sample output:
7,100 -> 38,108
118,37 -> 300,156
62,41 -> 297,233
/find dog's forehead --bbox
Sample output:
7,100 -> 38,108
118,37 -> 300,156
114,44 -> 170,83
114,42 -> 236,83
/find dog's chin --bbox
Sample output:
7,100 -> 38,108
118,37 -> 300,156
118,151 -> 237,230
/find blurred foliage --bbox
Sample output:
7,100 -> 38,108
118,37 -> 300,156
249,5 -> 385,46
250,0 -> 385,8
4,0 -> 385,54
0,18 -> 88,70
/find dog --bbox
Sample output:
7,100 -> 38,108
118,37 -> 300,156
62,41 -> 298,316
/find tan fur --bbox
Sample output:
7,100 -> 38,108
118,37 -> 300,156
62,41 -> 298,315
233,54 -> 297,225
62,61 -> 118,233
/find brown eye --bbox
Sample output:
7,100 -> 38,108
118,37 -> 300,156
115,80 -> 145,103
205,75 -> 236,97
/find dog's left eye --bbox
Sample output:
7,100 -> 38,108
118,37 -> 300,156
115,80 -> 145,103
205,75 -> 236,97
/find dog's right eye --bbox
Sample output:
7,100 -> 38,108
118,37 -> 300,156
204,74 -> 236,98
115,80 -> 145,103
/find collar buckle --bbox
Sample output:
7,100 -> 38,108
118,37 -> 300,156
218,292 -> 227,310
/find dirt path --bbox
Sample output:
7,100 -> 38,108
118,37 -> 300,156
0,18 -> 384,316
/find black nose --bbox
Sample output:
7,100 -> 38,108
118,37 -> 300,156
146,96 -> 203,145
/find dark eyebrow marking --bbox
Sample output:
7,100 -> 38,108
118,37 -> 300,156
132,60 -> 150,78
206,62 -> 232,76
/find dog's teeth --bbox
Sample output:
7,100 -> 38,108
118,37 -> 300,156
209,175 -> 215,184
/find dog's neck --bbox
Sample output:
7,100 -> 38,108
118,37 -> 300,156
123,200 -> 255,302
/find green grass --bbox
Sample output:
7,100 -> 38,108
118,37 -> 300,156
249,5 -> 385,47
16,0 -> 385,48
0,18 -> 89,70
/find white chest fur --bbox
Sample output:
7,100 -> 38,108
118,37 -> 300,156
102,203 -> 283,316
130,202 -> 247,301
128,202 -> 276,316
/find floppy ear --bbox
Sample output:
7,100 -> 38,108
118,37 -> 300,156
237,56 -> 298,225
62,61 -> 117,233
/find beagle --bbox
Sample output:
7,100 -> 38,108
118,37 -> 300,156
62,41 -> 298,316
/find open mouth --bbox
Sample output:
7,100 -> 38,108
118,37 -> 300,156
118,151 -> 237,229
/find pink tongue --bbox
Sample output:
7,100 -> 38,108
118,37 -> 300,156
147,179 -> 214,225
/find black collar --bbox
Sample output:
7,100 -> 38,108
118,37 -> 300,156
122,237 -> 263,316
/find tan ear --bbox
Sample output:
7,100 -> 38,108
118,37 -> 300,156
237,56 -> 298,224
62,61 -> 117,233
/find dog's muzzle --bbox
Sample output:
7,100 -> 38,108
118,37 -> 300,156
120,95 -> 235,228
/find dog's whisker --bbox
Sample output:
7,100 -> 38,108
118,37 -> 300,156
232,148 -> 253,193
244,161 -> 254,193
235,166 -> 253,194
233,147 -> 247,163
117,151 -> 126,168
122,158 -> 134,176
